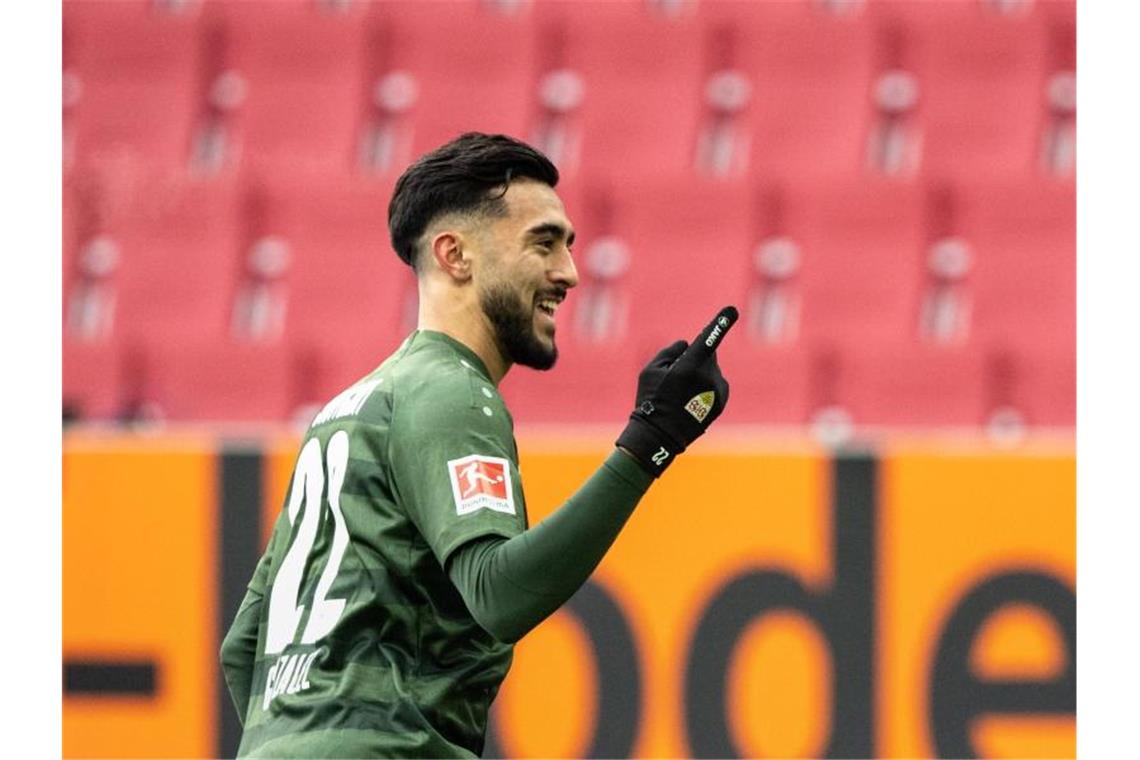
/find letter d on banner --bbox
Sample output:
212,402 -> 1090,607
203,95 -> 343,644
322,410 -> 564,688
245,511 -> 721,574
683,455 -> 876,758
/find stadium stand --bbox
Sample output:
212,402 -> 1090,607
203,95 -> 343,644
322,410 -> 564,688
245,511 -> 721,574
61,0 -> 1076,434
571,176 -> 756,348
785,178 -> 929,346
239,170 -> 410,406
135,339 -> 298,423
528,0 -> 706,182
363,0 -> 539,171
701,0 -> 878,181
830,342 -> 990,427
194,0 -> 369,174
63,167 -> 250,420
63,0 -> 202,172
110,174 -> 243,346
717,343 -> 820,426
867,0 -> 1051,181
955,179 -> 1076,352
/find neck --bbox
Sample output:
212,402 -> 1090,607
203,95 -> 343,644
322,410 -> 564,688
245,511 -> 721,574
417,283 -> 511,385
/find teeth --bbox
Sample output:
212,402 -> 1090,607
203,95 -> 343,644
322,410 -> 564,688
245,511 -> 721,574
538,299 -> 559,315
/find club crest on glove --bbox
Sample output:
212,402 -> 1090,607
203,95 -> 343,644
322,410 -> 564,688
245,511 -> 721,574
685,391 -> 715,423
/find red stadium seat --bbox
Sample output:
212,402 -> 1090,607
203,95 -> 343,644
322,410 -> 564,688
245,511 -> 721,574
783,179 -> 929,345
241,171 -> 410,404
954,180 -> 1075,352
198,0 -> 369,173
700,0 -> 878,181
830,342 -> 989,427
868,0 -> 1051,180
63,168 -> 246,422
63,0 -> 202,170
716,343 -> 820,426
111,174 -> 244,346
361,1 -> 539,171
563,176 -> 755,348
64,167 -> 128,335
529,1 -> 706,182
137,339 -> 298,423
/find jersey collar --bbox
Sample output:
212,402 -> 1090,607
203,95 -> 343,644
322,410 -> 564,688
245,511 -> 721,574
411,330 -> 495,383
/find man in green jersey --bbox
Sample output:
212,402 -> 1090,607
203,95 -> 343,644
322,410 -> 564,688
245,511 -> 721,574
221,133 -> 736,758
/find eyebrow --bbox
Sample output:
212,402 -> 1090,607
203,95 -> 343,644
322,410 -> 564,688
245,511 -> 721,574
526,222 -> 576,247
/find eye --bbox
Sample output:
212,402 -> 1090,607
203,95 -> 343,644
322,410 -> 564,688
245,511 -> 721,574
537,238 -> 556,251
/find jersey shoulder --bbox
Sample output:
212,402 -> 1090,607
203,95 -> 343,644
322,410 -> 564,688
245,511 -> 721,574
388,335 -> 514,438
300,332 -> 515,453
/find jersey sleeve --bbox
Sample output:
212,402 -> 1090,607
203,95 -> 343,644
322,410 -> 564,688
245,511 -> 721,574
446,449 -> 654,643
387,367 -> 528,567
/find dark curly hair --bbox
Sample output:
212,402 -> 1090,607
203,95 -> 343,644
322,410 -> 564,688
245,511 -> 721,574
388,132 -> 560,270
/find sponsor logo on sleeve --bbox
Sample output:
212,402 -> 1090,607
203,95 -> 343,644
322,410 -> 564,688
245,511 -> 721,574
447,455 -> 515,516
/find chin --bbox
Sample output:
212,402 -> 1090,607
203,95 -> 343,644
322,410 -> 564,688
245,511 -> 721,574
523,351 -> 558,372
515,336 -> 558,371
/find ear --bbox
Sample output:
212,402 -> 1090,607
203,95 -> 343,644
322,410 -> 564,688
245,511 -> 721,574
429,231 -> 472,283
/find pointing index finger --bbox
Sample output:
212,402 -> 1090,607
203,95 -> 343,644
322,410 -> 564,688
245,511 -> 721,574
689,305 -> 739,356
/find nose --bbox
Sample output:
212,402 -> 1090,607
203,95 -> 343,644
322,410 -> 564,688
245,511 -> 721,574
551,247 -> 580,290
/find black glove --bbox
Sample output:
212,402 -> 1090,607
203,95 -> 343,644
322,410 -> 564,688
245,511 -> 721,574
616,305 -> 737,476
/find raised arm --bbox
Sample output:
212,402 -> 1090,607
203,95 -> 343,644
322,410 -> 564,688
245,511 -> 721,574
448,307 -> 738,642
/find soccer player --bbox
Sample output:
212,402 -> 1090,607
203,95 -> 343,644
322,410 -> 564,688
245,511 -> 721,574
220,133 -> 736,758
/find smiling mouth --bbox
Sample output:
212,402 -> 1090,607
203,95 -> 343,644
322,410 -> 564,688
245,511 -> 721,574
535,296 -> 562,318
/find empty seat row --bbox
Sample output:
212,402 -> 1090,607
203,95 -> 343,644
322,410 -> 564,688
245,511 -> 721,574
62,166 -> 1074,428
501,338 -> 1074,430
64,169 -> 1074,351
64,168 -> 414,405
556,175 -> 1074,351
63,0 -> 1076,181
63,328 -> 1074,429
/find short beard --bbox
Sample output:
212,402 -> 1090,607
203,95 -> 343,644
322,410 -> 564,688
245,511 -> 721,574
480,282 -> 558,371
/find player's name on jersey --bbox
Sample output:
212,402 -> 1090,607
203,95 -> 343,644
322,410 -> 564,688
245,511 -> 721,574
311,378 -> 383,428
262,650 -> 321,710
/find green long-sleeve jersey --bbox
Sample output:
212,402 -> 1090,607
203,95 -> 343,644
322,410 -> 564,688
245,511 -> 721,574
221,330 -> 651,758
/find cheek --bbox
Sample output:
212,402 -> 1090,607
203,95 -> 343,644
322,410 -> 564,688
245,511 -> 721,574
482,255 -> 543,307
513,267 -> 542,303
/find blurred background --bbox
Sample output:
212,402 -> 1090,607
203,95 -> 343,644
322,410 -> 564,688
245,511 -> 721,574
61,0 -> 1076,757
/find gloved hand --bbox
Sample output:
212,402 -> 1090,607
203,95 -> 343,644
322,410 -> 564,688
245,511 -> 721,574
616,305 -> 737,476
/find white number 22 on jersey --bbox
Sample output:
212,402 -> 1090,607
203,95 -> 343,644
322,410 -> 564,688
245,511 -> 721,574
264,431 -> 351,655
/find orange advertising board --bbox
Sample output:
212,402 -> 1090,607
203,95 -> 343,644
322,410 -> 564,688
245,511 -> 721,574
878,445 -> 1076,758
62,433 -> 1075,758
491,446 -> 834,758
62,435 -> 219,758
490,441 -> 1075,758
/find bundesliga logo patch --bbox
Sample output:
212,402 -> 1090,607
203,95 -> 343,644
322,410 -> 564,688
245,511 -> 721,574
447,455 -> 515,516
685,391 -> 715,423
